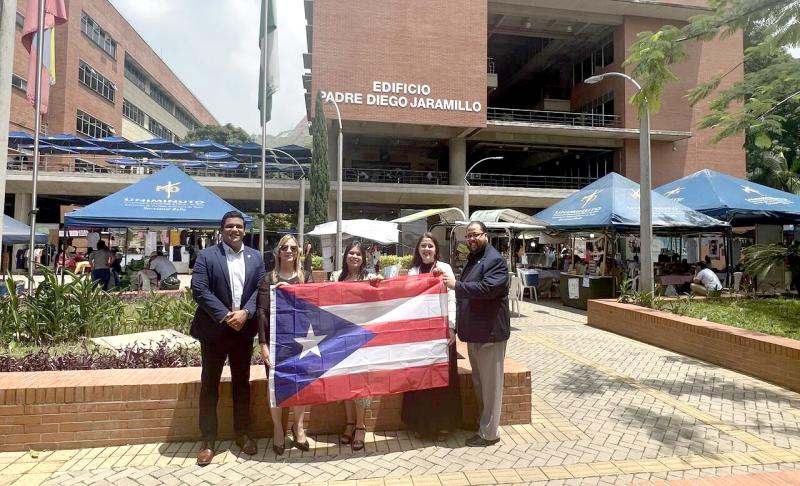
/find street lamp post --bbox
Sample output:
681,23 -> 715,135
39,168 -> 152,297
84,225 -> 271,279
463,156 -> 503,220
585,72 -> 653,293
325,99 -> 343,271
266,148 -> 306,250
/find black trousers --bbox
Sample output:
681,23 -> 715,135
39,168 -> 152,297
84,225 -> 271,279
199,334 -> 254,441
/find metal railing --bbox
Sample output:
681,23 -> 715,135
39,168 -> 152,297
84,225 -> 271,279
7,158 -> 596,190
467,172 -> 596,189
344,168 -> 448,185
488,106 -> 621,128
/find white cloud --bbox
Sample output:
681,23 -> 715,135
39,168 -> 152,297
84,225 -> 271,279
110,0 -> 307,136
790,46 -> 800,59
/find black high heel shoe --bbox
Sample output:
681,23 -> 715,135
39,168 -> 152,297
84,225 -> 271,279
351,426 -> 366,451
292,424 -> 310,452
273,436 -> 286,455
340,422 -> 355,445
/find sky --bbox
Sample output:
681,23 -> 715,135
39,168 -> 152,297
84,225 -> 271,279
111,0 -> 307,136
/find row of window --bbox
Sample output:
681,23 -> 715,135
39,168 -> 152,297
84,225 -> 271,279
76,110 -> 114,139
78,60 -> 115,103
577,91 -> 615,117
572,37 -> 614,85
124,57 -> 198,131
123,99 -> 180,142
81,11 -> 117,59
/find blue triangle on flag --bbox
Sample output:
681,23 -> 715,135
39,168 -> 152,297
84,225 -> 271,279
273,289 -> 375,405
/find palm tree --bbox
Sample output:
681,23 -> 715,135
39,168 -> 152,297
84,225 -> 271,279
742,241 -> 800,292
747,149 -> 800,195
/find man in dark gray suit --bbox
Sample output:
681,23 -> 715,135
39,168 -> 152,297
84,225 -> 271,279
191,211 -> 265,465
441,221 -> 510,447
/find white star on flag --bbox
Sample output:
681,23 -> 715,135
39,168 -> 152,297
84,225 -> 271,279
294,324 -> 326,359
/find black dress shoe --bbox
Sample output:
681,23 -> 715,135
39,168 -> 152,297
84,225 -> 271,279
291,424 -> 310,452
465,435 -> 500,447
235,434 -> 258,455
197,441 -> 215,466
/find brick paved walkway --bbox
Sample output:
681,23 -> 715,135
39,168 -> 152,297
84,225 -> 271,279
1,299 -> 799,486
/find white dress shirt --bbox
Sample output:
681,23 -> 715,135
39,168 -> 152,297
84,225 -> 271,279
224,243 -> 246,311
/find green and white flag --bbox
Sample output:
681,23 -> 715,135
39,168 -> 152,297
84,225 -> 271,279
258,0 -> 279,124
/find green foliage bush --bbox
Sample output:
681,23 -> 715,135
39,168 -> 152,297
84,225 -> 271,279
1,267 -> 197,346
379,255 -> 413,270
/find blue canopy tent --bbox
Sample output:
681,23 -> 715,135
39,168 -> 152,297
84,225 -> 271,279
8,131 -> 34,147
536,173 -> 727,231
64,165 -> 252,228
655,169 -> 800,225
182,139 -> 231,152
2,215 -> 47,245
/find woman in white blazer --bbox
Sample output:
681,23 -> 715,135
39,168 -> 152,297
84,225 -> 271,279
401,232 -> 462,439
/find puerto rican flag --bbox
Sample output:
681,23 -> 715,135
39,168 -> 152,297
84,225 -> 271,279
269,275 -> 449,407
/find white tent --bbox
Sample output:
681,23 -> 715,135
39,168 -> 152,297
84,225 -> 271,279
307,219 -> 399,244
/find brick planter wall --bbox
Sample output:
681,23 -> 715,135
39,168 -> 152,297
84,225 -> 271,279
0,347 -> 530,452
587,299 -> 800,392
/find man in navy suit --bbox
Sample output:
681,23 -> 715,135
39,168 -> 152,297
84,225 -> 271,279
441,221 -> 510,447
191,211 -> 265,465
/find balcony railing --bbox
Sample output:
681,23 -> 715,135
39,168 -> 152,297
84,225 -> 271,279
488,107 -> 621,128
467,172 -> 596,190
343,168 -> 448,185
6,158 -> 596,190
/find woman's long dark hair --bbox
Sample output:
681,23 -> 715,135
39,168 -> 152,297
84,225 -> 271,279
338,241 -> 368,281
411,232 -> 441,269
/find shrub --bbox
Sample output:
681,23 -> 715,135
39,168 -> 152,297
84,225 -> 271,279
311,255 -> 323,270
379,255 -> 413,269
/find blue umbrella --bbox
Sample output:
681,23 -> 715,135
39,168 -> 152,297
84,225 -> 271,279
135,138 -> 185,151
20,143 -> 77,154
656,169 -> 800,225
535,172 -> 727,231
197,151 -> 239,161
42,133 -> 94,147
92,136 -> 152,152
182,139 -> 231,152
8,131 -> 34,147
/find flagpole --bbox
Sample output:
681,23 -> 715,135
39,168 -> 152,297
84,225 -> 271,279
259,0 -> 268,256
27,0 -> 46,293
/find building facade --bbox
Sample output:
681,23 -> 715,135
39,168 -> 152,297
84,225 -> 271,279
304,0 -> 746,219
9,0 -> 217,140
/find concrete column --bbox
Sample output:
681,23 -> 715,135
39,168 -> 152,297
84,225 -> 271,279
449,137 -> 466,186
0,0 -> 19,247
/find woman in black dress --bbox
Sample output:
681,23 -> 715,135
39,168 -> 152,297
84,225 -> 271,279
401,233 -> 462,439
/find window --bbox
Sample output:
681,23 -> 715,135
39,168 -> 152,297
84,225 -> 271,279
174,107 -> 197,131
122,99 -> 146,127
149,84 -> 175,114
80,11 -> 116,58
11,74 -> 27,92
76,110 -> 114,138
602,40 -> 614,66
573,36 -> 614,85
78,60 -> 115,102
16,12 -> 24,30
124,57 -> 147,91
148,118 -> 176,141
578,92 -> 614,125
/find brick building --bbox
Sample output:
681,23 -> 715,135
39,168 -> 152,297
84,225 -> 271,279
9,0 -> 217,140
304,0 -> 746,219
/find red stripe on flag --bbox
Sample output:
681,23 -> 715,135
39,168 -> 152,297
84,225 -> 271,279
361,317 -> 448,347
277,362 -> 450,407
279,275 -> 445,307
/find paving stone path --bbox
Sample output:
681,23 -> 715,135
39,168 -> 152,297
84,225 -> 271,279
1,300 -> 799,486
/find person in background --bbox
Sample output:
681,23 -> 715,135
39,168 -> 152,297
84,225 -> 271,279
190,211 -> 265,466
109,247 -> 123,289
370,242 -> 382,275
440,222 -> 509,447
401,233 -> 460,440
89,241 -> 112,290
257,234 -> 313,456
303,241 -> 313,276
691,261 -> 722,296
149,251 -> 178,288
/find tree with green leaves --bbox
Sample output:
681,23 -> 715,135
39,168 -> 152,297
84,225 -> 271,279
183,123 -> 252,145
625,0 -> 800,187
308,92 -> 330,232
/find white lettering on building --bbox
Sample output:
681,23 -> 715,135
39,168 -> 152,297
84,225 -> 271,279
321,80 -> 482,113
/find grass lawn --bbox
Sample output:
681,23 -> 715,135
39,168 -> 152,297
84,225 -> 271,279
671,298 -> 800,340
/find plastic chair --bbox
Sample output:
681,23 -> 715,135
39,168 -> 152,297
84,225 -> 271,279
508,274 -> 521,317
517,269 -> 538,302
